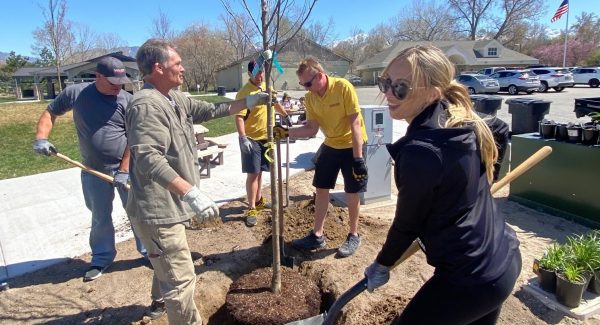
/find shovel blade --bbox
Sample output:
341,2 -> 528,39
285,313 -> 325,325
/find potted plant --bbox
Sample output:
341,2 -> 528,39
535,243 -> 565,293
582,124 -> 599,145
556,262 -> 588,308
585,231 -> 600,293
539,120 -> 557,139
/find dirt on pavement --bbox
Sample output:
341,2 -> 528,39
1,170 -> 599,325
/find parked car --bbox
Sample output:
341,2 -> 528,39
530,67 -> 574,92
489,70 -> 540,95
456,74 -> 500,94
478,67 -> 506,76
570,67 -> 600,88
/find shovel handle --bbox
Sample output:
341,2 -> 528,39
54,152 -> 130,191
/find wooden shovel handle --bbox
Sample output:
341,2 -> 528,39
54,152 -> 130,191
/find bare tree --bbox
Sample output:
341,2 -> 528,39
390,0 -> 458,41
301,17 -> 337,46
492,0 -> 547,40
150,9 -> 176,40
448,0 -> 495,40
572,12 -> 600,46
65,23 -> 97,64
331,27 -> 368,72
32,0 -> 73,92
175,24 -> 235,91
221,0 -> 317,294
220,12 -> 259,60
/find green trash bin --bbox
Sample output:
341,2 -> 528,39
470,94 -> 503,116
507,98 -> 552,135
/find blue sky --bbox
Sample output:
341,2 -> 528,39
0,0 -> 596,57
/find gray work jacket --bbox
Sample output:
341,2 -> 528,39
126,83 -> 230,224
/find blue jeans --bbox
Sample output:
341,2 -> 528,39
81,171 -> 146,267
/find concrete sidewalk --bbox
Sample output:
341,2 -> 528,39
0,131 -> 325,281
0,95 -> 407,282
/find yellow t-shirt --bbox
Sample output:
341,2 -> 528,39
305,77 -> 368,149
235,81 -> 275,141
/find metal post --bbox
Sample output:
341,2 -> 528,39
562,6 -> 569,67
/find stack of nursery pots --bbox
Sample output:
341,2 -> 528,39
539,117 -> 600,145
535,231 -> 600,308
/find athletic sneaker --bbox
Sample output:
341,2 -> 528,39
292,231 -> 326,250
255,197 -> 271,210
245,208 -> 258,227
83,265 -> 110,282
337,233 -> 361,257
144,299 -> 166,319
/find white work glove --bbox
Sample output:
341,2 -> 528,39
181,186 -> 219,223
364,261 -> 390,292
245,92 -> 270,109
239,136 -> 253,155
32,139 -> 56,156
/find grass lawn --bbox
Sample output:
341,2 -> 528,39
0,95 -> 236,180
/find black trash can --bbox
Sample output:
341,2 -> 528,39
506,98 -> 552,135
217,86 -> 226,96
470,94 -> 503,116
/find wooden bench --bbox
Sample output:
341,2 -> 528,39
197,145 -> 227,178
193,124 -> 229,178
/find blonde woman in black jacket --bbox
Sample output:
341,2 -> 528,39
364,45 -> 521,325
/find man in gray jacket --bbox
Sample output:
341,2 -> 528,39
126,38 -> 268,324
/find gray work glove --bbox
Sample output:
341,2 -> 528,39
182,186 -> 219,223
113,170 -> 129,191
364,261 -> 390,292
281,115 -> 293,127
32,139 -> 56,156
245,92 -> 270,109
239,136 -> 253,155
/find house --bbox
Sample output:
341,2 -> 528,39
12,52 -> 140,100
356,40 -> 539,85
216,36 -> 352,92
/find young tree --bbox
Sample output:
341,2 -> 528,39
32,0 -> 72,92
221,0 -> 317,293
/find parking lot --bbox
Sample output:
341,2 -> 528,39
283,85 -> 600,131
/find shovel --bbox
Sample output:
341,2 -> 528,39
287,145 -> 553,325
277,137 -> 295,268
53,152 -> 130,191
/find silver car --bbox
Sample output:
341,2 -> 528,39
489,70 -> 540,95
456,74 -> 500,94
530,67 -> 574,92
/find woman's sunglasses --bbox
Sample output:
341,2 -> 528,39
377,77 -> 412,100
299,73 -> 318,88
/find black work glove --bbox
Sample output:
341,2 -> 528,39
352,157 -> 368,186
281,115 -> 293,127
273,125 -> 289,140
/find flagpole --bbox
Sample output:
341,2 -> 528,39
562,1 -> 569,67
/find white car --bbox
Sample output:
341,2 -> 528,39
530,68 -> 574,92
571,67 -> 600,88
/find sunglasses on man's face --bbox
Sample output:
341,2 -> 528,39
377,77 -> 412,100
299,73 -> 318,88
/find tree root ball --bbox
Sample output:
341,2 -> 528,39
225,267 -> 321,325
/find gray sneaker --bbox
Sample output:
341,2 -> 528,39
292,231 -> 326,250
144,299 -> 166,320
83,265 -> 110,282
337,233 -> 361,257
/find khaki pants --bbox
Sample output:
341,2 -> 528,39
131,219 -> 202,325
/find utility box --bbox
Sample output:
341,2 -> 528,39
360,105 -> 393,204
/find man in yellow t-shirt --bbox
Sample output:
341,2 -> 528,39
274,57 -> 368,258
235,60 -> 289,227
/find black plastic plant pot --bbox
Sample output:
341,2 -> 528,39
556,274 -> 587,308
556,124 -> 569,141
582,127 -> 599,145
588,270 -> 600,294
539,123 -> 557,139
538,268 -> 557,293
567,126 -> 583,143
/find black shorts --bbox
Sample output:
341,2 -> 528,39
312,144 -> 367,193
241,138 -> 270,174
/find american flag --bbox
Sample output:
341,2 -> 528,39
551,0 -> 569,23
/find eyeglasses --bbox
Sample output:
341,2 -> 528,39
377,77 -> 412,100
299,73 -> 318,88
